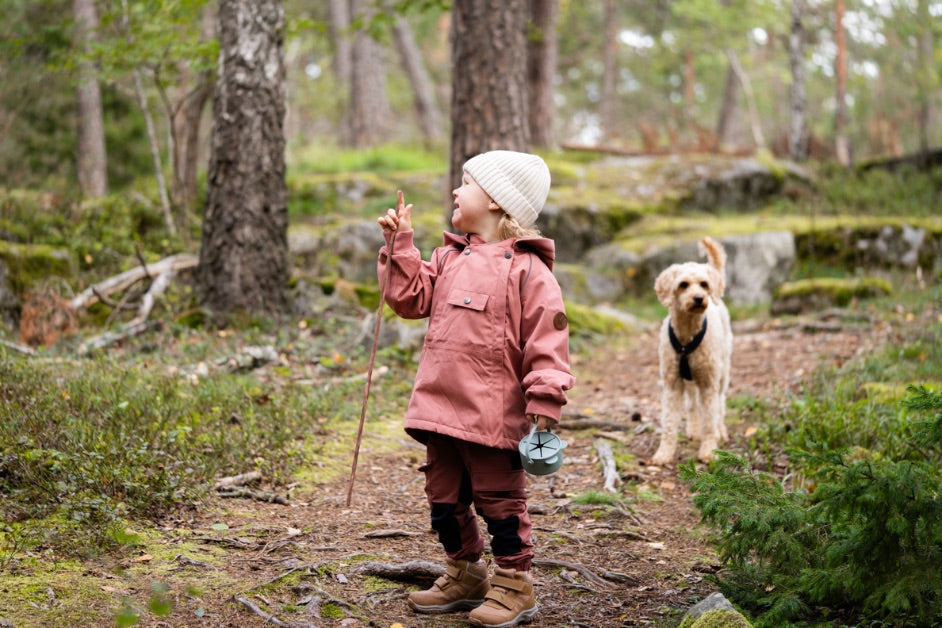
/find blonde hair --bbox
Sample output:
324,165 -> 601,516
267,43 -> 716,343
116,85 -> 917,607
497,212 -> 541,240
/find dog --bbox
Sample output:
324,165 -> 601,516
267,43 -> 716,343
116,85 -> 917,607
650,236 -> 732,465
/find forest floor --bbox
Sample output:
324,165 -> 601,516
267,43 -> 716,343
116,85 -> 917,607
65,310 -> 878,628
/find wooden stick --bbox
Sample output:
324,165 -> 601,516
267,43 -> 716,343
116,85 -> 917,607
346,190 -> 402,507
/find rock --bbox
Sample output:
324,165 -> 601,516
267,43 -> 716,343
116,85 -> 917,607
678,592 -> 752,628
721,231 -> 796,305
856,224 -> 926,267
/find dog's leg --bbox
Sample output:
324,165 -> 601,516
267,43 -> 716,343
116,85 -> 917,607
685,385 -> 701,440
696,384 -> 721,462
652,380 -> 684,465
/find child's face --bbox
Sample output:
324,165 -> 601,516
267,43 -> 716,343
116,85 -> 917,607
452,172 -> 496,234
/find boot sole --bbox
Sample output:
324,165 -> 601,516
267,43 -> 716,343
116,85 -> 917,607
408,598 -> 486,614
468,603 -> 539,627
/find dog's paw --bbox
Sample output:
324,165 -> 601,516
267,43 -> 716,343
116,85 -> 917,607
649,449 -> 675,466
697,442 -> 718,463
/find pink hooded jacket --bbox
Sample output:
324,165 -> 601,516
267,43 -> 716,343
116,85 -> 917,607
378,229 -> 574,451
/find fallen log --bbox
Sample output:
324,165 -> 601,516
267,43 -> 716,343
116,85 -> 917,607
70,253 -> 197,310
595,439 -> 621,493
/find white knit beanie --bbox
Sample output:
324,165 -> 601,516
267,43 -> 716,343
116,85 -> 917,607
463,150 -> 551,228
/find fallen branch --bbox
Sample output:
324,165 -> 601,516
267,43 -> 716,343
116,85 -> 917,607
70,253 -> 197,310
594,439 -> 621,493
0,338 -> 38,356
533,557 -> 638,587
349,560 -> 445,583
233,596 -> 287,626
560,416 -> 631,431
215,471 -> 262,490
362,529 -> 421,538
76,320 -> 161,356
216,486 -> 288,505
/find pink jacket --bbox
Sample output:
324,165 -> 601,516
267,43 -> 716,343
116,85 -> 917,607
378,230 -> 574,451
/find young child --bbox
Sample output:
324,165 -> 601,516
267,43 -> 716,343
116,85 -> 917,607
376,150 -> 574,627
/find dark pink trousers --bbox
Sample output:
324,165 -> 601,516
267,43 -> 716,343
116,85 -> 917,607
420,433 -> 533,571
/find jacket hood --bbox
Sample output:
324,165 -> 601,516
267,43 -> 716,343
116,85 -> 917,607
442,232 -> 557,271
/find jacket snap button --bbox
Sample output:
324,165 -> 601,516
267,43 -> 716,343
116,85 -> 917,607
463,248 -> 471,255
504,251 -> 512,259
464,297 -> 471,304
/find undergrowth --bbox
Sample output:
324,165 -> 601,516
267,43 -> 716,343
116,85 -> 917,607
681,282 -> 942,627
0,348 -> 370,556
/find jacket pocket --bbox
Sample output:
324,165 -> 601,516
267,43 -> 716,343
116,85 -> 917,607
446,290 -> 489,311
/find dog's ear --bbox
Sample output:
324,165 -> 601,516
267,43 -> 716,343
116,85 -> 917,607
655,267 -> 676,307
708,266 -> 725,300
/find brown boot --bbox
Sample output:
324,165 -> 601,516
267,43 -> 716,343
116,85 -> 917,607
407,557 -> 490,613
467,567 -> 537,627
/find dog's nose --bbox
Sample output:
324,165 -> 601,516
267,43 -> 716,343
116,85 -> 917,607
693,296 -> 704,305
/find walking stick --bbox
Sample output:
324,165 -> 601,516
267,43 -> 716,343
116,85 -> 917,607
346,190 -> 402,507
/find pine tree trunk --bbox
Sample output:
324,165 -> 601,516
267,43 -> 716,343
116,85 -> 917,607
392,13 -> 443,145
787,0 -> 808,161
834,0 -> 851,166
715,60 -> 740,150
73,0 -> 108,198
198,0 -> 288,322
916,0 -> 933,156
527,0 -> 558,148
329,0 -> 352,145
599,0 -> 618,140
347,0 -> 390,147
449,0 -> 529,223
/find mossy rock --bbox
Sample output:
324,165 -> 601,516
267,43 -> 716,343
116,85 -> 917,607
564,300 -> 631,336
0,240 -> 76,293
771,276 -> 892,315
858,381 -> 939,404
679,609 -> 753,628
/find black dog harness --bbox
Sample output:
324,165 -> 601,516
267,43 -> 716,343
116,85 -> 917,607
668,318 -> 707,381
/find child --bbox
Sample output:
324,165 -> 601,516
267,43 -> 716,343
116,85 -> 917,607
376,150 -> 574,627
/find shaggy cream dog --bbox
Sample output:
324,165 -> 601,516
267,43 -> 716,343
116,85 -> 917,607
650,237 -> 732,465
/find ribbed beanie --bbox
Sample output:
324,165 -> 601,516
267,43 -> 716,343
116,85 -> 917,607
463,150 -> 551,228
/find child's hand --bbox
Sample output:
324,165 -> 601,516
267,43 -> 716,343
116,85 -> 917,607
377,190 -> 413,233
528,414 -> 557,431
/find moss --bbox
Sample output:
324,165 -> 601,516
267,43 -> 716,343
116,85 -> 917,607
0,240 -> 75,292
774,277 -> 892,306
679,609 -> 752,628
858,381 -> 939,404
565,300 -> 627,336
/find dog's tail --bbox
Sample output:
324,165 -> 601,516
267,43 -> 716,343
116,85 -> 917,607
700,236 -> 726,272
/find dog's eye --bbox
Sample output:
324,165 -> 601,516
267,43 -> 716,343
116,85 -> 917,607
700,281 -> 709,289
679,281 -> 689,289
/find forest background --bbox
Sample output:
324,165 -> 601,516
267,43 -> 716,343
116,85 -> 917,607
0,1 -> 941,627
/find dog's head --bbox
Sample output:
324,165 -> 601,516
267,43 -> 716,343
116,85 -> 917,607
654,261 -> 725,312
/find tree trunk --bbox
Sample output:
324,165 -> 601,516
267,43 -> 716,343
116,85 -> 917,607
727,48 -> 765,151
347,0 -> 390,148
787,0 -> 808,161
599,0 -> 618,140
73,0 -> 108,198
391,13 -> 443,145
527,0 -> 558,148
715,59 -> 740,150
449,0 -> 530,224
174,4 -> 215,215
198,0 -> 288,322
916,0 -> 933,156
329,0 -> 352,145
833,0 -> 851,166
329,0 -> 352,86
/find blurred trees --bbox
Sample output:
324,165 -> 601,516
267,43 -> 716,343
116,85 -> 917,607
1,0 -> 941,195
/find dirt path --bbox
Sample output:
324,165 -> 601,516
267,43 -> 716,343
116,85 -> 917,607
114,318 -> 870,627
